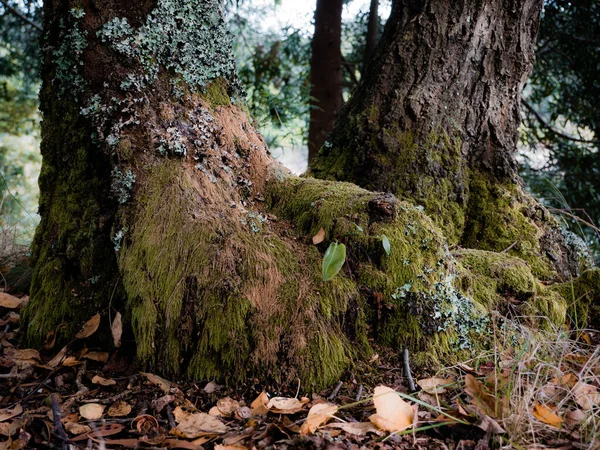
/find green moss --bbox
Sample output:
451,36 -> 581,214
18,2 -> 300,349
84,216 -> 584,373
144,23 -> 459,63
551,269 -> 600,328
461,173 -> 556,280
455,249 -> 567,328
202,78 -> 231,107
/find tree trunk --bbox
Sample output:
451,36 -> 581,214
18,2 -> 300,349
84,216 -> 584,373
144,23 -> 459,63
23,0 -> 599,389
363,0 -> 379,70
310,0 -> 583,281
307,0 -> 344,162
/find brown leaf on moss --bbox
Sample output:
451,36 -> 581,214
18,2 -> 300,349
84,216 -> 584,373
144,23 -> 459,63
111,312 -> 122,348
312,227 -> 325,245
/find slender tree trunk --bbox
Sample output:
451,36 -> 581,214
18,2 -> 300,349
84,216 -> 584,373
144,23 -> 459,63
363,0 -> 379,69
307,0 -> 344,162
23,0 -> 598,389
310,0 -> 583,281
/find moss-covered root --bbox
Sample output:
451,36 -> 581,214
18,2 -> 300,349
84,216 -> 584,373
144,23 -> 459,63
551,269 -> 600,329
454,249 -> 568,330
266,175 -> 492,368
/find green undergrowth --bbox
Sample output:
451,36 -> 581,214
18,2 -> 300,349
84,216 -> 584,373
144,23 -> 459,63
551,269 -> 600,329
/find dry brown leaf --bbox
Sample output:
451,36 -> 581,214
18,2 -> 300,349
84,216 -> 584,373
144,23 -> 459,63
267,397 -> 309,414
203,381 -> 221,394
48,346 -> 68,368
64,422 -> 91,435
111,312 -> 122,348
79,403 -> 105,420
532,402 -> 563,428
551,373 -> 578,388
573,382 -> 600,410
62,356 -> 82,367
174,412 -> 227,438
0,293 -> 24,309
0,419 -> 24,437
326,421 -> 383,436
300,403 -> 338,435
83,351 -> 109,363
250,391 -> 270,416
71,423 -> 125,442
0,404 -> 22,422
173,406 -> 191,423
152,395 -> 175,414
476,415 -> 506,434
368,386 -> 414,432
75,314 -> 101,339
107,401 -> 132,417
212,397 -> 241,417
92,375 -> 116,386
312,227 -> 325,245
4,348 -> 40,367
464,374 -> 503,418
564,409 -> 586,428
141,372 -> 172,393
417,377 -> 453,394
131,415 -> 159,435
214,445 -> 247,450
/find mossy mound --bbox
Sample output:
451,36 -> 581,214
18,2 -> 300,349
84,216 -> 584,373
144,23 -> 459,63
551,269 -> 600,329
455,249 -> 567,329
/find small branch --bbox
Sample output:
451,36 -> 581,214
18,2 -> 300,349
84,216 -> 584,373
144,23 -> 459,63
0,0 -> 42,31
328,381 -> 343,401
355,384 -> 363,402
50,393 -> 69,450
521,99 -> 599,145
548,208 -> 600,236
403,349 -> 416,393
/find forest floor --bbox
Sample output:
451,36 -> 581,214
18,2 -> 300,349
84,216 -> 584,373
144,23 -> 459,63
1,282 -> 600,449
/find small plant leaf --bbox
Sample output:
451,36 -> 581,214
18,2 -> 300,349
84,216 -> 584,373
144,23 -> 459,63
381,234 -> 391,255
322,242 -> 346,282
354,223 -> 364,233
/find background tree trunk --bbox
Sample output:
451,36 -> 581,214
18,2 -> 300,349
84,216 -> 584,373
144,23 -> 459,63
307,0 -> 344,162
310,0 -> 581,281
363,0 -> 379,70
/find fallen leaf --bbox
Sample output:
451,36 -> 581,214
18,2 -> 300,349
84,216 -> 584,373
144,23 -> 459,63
79,403 -> 105,420
75,314 -> 101,339
215,445 -> 247,450
0,405 -> 22,422
573,382 -> 600,410
564,409 -> 586,428
211,397 -> 241,417
0,293 -> 24,309
250,391 -> 270,416
62,356 -> 82,367
108,401 -> 132,417
83,351 -> 109,363
267,397 -> 309,414
476,415 -> 506,434
417,377 -> 453,394
4,348 -> 40,367
551,373 -> 578,388
48,346 -> 68,368
312,227 -> 325,245
71,423 -> 125,442
111,312 -> 122,348
369,386 -> 413,432
532,402 -> 563,428
131,415 -> 159,435
152,395 -> 175,413
174,412 -> 227,438
464,374 -> 503,418
92,375 -> 116,386
64,422 -> 91,435
0,419 -> 24,437
326,421 -> 383,436
141,372 -> 172,393
203,381 -> 221,394
300,403 -> 338,435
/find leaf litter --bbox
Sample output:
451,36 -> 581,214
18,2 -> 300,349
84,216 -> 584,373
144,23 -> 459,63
2,293 -> 600,448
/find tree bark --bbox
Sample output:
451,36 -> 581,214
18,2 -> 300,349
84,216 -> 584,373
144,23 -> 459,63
363,0 -> 379,69
23,0 -> 599,389
307,0 -> 344,162
310,0 -> 583,281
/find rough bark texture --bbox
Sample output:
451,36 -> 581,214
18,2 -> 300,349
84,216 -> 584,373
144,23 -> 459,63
307,0 -> 344,162
363,0 -> 379,69
23,0 -> 600,389
310,0 -> 582,282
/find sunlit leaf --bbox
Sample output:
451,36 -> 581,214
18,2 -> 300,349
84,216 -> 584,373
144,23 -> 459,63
369,386 -> 413,432
381,234 -> 391,255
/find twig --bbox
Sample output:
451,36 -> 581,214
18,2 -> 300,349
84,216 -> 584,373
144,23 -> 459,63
166,405 -> 177,429
50,393 -> 69,450
548,208 -> 600,235
403,349 -> 417,392
328,381 -> 343,401
521,99 -> 599,145
502,240 -> 520,253
0,0 -> 42,31
355,384 -> 363,402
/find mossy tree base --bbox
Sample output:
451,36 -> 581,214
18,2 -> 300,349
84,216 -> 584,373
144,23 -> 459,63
23,0 -> 600,391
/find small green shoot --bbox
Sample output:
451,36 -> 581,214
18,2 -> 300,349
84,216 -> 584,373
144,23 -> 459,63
322,241 -> 346,281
